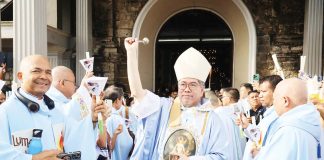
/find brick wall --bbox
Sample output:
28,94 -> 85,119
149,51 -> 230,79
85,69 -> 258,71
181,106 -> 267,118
93,0 -> 306,90
92,0 -> 147,91
243,0 -> 305,78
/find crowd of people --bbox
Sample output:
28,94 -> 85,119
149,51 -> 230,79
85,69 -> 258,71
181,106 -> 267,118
0,37 -> 323,160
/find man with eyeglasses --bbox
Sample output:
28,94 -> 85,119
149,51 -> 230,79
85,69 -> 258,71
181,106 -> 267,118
125,38 -> 229,160
214,87 -> 246,160
47,66 -> 111,159
47,66 -> 93,118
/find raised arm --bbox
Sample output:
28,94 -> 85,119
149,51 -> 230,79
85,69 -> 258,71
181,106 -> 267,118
109,124 -> 123,150
124,37 -> 147,102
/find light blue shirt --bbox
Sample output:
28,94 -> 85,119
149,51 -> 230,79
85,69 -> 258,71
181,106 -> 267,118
46,86 -> 70,114
255,104 -> 321,160
113,105 -> 138,133
243,106 -> 278,160
215,106 -> 246,160
47,85 -> 92,121
106,112 -> 133,160
0,89 -> 97,160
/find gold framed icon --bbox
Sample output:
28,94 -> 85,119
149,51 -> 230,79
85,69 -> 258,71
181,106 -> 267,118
163,129 -> 196,160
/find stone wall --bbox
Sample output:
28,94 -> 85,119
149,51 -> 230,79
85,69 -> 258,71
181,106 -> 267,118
243,0 -> 305,78
93,0 -> 307,90
92,0 -> 147,91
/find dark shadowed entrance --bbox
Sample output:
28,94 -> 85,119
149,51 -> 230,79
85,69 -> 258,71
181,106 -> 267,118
155,9 -> 233,96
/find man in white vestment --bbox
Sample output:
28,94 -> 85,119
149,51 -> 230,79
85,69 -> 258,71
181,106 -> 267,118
47,66 -> 93,118
125,37 -> 229,160
255,78 -> 321,160
215,87 -> 246,160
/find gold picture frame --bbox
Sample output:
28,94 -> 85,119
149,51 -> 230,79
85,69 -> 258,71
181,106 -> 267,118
163,129 -> 196,160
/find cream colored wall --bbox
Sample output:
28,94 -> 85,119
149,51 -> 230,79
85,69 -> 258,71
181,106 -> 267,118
134,0 -> 256,91
47,0 -> 57,28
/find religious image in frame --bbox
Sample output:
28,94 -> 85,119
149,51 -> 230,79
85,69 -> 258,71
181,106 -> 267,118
163,129 -> 196,160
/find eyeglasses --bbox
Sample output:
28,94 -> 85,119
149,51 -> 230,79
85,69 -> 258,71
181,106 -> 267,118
178,82 -> 201,90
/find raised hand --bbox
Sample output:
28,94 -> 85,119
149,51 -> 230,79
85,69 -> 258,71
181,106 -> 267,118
91,95 -> 111,122
235,113 -> 250,129
114,124 -> 123,135
81,71 -> 94,91
124,37 -> 139,55
251,143 -> 260,158
124,37 -> 146,101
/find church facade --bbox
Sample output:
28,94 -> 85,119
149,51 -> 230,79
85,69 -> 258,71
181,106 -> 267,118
0,0 -> 322,92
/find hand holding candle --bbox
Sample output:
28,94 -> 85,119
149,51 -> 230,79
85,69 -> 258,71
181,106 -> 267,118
92,95 -> 110,134
87,76 -> 108,135
88,77 -> 108,135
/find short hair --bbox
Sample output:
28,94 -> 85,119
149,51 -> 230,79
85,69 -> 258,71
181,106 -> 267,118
113,82 -> 126,92
223,87 -> 240,102
125,97 -> 134,106
259,75 -> 283,91
240,83 -> 253,91
198,80 -> 205,89
248,90 -> 259,95
103,86 -> 124,103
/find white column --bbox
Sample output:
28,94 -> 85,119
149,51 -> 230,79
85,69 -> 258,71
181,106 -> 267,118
76,0 -> 92,84
303,0 -> 323,76
13,0 -> 47,81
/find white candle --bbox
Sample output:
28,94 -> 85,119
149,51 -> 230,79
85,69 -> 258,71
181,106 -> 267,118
271,54 -> 281,70
279,70 -> 285,79
86,52 -> 90,59
300,56 -> 306,72
272,54 -> 285,79
251,116 -> 256,125
11,81 -> 18,92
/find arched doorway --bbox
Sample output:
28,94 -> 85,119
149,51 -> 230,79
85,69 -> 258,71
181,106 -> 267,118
155,9 -> 233,94
133,0 -> 256,91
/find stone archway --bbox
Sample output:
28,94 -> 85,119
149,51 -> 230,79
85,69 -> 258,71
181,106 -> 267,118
133,0 -> 256,91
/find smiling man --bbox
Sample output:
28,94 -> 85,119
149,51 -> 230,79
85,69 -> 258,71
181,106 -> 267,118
0,55 -> 108,160
125,38 -> 229,160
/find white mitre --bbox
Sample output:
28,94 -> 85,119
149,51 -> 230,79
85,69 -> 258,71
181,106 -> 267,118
174,47 -> 211,82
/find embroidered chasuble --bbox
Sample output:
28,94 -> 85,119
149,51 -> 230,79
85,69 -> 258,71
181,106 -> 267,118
159,98 -> 209,159
130,91 -> 229,160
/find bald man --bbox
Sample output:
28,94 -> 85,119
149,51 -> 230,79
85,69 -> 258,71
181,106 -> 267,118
255,78 -> 321,160
47,66 -> 93,118
0,55 -> 109,160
